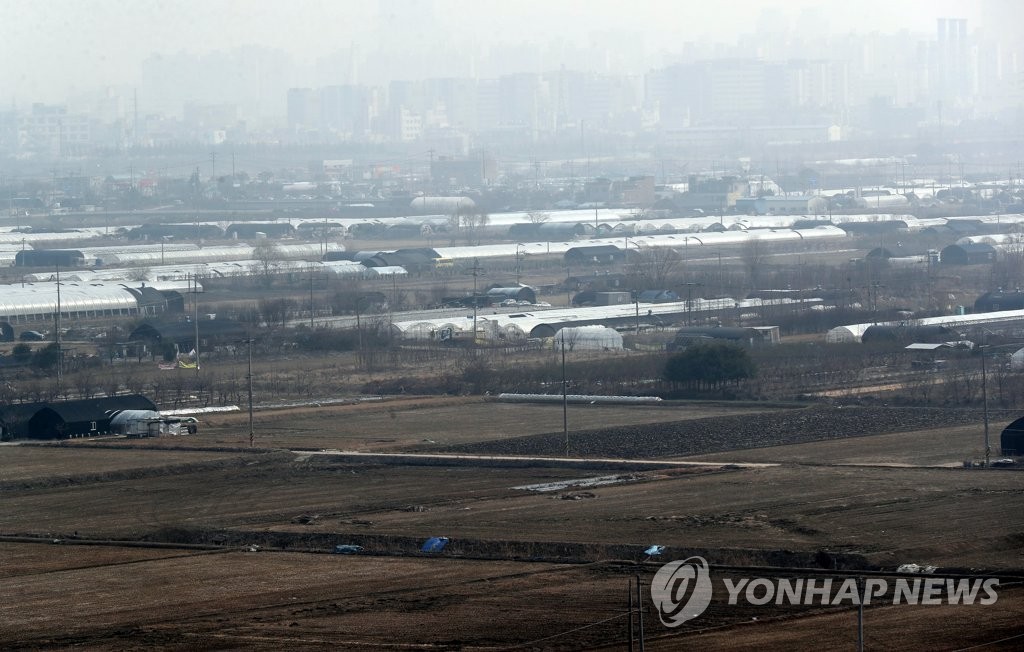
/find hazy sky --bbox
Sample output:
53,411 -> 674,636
1,0 -> 998,104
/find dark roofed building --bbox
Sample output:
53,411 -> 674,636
1000,417 -> 1024,456
0,401 -> 49,440
225,223 -> 296,239
861,324 -> 951,344
127,223 -> 225,240
974,291 -> 1024,313
361,251 -> 434,272
941,243 -> 998,265
564,245 -> 625,265
122,286 -> 176,316
638,290 -> 681,303
129,319 -> 249,350
14,249 -> 87,268
671,323 -> 774,348
486,286 -> 537,304
2,395 -> 158,440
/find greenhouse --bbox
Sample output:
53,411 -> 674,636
0,282 -> 154,323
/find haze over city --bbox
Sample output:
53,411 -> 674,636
1,0 -> 1010,110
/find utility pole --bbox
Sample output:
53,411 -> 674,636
982,347 -> 991,467
561,330 -> 568,456
635,575 -> 645,652
515,244 -> 525,285
465,258 -> 485,349
309,267 -> 315,329
427,148 -> 435,192
627,579 -> 634,652
132,88 -> 138,148
247,337 -> 254,448
857,577 -> 865,652
55,262 -> 62,395
210,151 -> 216,181
193,273 -> 200,373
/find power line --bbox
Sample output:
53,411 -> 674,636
952,631 -> 1024,651
502,611 -> 630,649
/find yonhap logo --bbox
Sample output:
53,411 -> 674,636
649,557 -> 1000,628
650,556 -> 713,627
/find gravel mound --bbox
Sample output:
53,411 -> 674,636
444,406 -> 996,459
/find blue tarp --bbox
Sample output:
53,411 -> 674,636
333,544 -> 364,555
644,545 -> 666,557
421,536 -> 450,553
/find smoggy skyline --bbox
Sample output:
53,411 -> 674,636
3,0 -> 1001,105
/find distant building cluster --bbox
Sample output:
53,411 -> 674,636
1,17 -> 1020,157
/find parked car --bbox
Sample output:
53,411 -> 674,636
19,330 -> 45,341
990,458 -> 1016,467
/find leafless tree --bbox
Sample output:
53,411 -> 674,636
251,240 -> 283,286
628,245 -> 684,288
73,371 -> 97,400
742,237 -> 766,290
451,210 -> 490,245
527,211 -> 550,224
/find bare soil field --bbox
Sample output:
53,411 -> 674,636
687,422 -> 1015,467
150,396 -> 789,451
6,398 -> 1024,649
442,405 -> 1007,461
3,543 -> 1020,651
4,449 -> 1023,569
0,445 -> 245,483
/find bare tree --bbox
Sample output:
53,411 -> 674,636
73,371 -> 97,400
527,211 -> 550,224
127,266 -> 151,282
742,237 -> 766,290
629,245 -> 684,288
457,211 -> 490,245
251,241 -> 282,286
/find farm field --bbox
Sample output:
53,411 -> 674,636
0,445 -> 245,483
686,422 -> 1014,467
187,396 -> 789,451
5,397 -> 1024,649
2,543 -> 1021,651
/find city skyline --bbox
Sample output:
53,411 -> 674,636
3,0 -> 995,106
